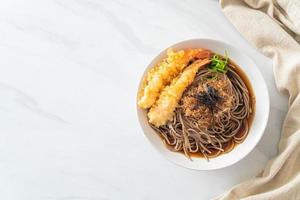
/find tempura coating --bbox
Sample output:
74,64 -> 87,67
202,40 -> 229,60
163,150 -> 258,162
138,49 -> 210,109
148,59 -> 211,127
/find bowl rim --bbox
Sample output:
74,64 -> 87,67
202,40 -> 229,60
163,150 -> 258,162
136,38 -> 270,170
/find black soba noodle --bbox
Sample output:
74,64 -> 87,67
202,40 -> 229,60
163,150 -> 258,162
150,64 -> 253,160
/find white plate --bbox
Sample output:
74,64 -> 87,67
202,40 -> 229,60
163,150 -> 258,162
136,39 -> 269,170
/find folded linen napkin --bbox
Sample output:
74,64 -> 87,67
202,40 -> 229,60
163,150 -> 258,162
216,0 -> 300,199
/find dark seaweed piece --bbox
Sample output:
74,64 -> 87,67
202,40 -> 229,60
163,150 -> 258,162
195,86 -> 222,112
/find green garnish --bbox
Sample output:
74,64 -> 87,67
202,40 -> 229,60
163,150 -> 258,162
208,51 -> 229,73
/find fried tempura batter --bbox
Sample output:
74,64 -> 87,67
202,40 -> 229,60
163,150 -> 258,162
138,49 -> 210,109
148,59 -> 211,127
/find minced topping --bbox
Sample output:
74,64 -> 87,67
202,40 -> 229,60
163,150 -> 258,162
181,72 -> 233,126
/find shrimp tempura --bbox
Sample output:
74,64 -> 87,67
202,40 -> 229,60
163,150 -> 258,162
138,49 -> 207,109
148,59 -> 211,127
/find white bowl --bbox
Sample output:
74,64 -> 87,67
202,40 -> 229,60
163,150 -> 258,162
136,39 -> 269,170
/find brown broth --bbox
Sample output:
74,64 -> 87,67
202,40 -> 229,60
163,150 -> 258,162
161,58 -> 256,159
230,58 -> 256,130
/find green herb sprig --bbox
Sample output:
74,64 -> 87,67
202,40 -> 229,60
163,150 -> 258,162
208,51 -> 229,73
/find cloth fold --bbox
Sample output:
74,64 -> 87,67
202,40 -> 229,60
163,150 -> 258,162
217,0 -> 300,199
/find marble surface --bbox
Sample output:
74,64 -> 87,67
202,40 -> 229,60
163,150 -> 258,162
0,0 -> 288,199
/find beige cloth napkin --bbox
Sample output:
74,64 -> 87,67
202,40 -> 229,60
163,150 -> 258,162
216,0 -> 300,199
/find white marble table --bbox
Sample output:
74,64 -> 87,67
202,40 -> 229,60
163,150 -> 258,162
0,0 -> 288,199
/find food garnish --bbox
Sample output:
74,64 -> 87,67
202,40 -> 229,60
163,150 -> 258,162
208,51 -> 228,73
